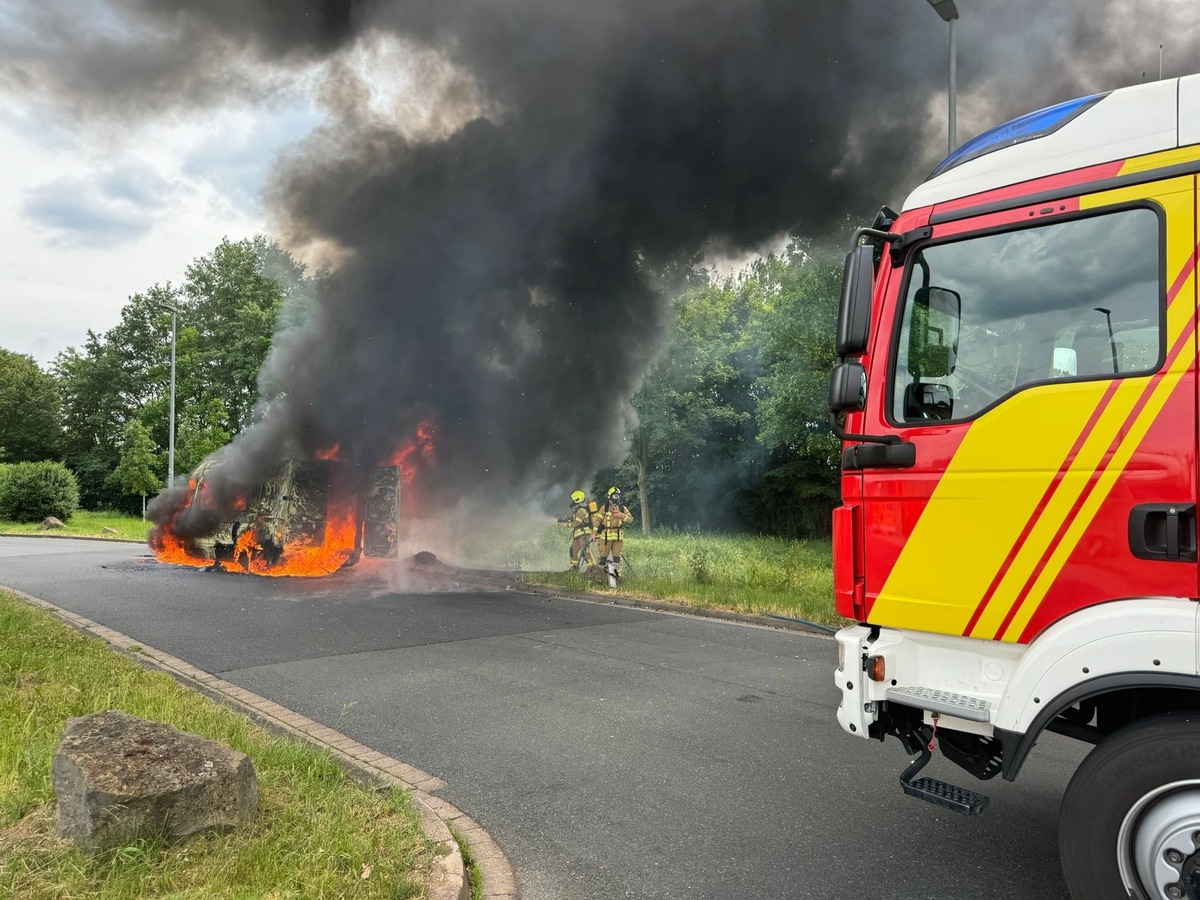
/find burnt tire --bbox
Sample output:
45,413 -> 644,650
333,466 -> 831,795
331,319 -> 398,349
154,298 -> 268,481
1059,713 -> 1200,900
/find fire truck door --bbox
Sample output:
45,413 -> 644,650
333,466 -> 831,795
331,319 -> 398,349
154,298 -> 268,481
859,178 -> 1198,642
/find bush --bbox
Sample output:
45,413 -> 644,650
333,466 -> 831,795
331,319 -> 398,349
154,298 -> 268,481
0,461 -> 80,522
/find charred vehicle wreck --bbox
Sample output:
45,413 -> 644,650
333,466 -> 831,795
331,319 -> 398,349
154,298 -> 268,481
153,458 -> 400,576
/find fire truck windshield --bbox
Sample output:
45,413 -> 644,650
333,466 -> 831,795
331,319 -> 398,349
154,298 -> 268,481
892,207 -> 1162,424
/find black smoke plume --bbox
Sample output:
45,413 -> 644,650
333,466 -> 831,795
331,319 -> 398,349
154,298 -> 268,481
4,0 -> 1196,525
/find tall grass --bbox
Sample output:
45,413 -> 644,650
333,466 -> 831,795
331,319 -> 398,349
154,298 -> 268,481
0,592 -> 434,898
470,524 -> 841,627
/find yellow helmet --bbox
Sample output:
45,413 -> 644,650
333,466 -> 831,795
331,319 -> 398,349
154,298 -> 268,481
607,486 -> 621,500
570,490 -> 585,504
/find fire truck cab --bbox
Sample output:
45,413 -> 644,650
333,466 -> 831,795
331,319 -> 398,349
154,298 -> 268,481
830,76 -> 1200,899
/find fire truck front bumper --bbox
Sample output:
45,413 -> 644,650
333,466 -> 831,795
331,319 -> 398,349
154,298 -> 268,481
835,624 -> 877,739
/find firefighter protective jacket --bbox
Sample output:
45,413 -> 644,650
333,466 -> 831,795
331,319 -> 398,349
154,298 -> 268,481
594,503 -> 633,541
568,502 -> 595,538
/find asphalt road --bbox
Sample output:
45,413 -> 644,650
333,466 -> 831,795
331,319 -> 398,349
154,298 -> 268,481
1,537 -> 1084,899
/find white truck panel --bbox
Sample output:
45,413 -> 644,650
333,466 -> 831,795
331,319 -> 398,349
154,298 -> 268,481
1179,73 -> 1200,146
994,598 -> 1200,734
835,599 -> 1199,743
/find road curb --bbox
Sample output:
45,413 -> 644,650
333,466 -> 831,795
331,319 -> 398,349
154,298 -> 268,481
2,584 -> 520,900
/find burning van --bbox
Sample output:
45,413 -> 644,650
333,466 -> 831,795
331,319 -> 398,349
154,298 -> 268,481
152,458 -> 400,576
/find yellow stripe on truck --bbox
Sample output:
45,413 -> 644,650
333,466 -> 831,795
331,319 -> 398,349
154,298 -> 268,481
992,178 -> 1196,642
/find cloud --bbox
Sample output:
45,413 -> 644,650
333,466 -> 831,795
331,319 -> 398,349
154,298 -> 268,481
22,160 -> 176,247
180,103 -> 324,216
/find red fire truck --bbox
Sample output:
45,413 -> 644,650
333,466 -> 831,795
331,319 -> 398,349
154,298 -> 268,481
830,75 -> 1200,899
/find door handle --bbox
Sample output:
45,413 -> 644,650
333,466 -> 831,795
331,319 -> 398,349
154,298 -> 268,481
1128,503 -> 1197,562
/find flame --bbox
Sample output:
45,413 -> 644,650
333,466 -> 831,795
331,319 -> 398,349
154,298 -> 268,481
386,420 -> 436,485
147,482 -> 208,568
151,421 -> 433,578
232,497 -> 359,577
151,497 -> 359,577
150,464 -> 360,577
149,524 -> 213,570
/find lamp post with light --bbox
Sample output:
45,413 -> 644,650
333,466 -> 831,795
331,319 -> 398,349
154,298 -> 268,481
925,0 -> 958,155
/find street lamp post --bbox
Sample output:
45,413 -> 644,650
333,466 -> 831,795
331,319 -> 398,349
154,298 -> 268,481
925,0 -> 959,155
155,301 -> 179,487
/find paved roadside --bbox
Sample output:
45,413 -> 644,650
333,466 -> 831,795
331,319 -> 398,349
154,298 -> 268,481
2,536 -> 1080,899
4,583 -> 517,900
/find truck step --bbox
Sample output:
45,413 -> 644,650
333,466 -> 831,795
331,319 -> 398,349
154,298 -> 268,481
899,743 -> 990,816
902,776 -> 991,815
887,686 -> 991,722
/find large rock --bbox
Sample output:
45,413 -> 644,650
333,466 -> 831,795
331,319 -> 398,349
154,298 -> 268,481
38,517 -> 65,530
52,710 -> 257,850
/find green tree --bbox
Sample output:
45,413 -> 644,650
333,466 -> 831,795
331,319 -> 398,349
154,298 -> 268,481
750,238 -> 844,536
175,398 -> 232,475
183,237 -> 286,432
55,236 -> 308,509
624,275 -> 760,533
115,420 -> 160,518
611,237 -> 845,538
56,288 -> 176,511
0,348 -> 63,462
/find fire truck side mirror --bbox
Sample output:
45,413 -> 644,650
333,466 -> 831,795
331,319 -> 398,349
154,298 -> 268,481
836,245 -> 875,356
909,286 -> 961,378
829,361 -> 867,413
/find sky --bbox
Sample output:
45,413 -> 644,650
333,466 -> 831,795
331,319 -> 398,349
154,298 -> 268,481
0,86 -> 323,366
0,1 -> 1192,394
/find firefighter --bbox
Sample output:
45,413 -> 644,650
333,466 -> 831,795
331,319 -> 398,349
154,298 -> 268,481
561,490 -> 597,571
594,486 -> 633,582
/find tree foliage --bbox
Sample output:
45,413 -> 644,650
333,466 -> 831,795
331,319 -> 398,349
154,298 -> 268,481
183,237 -> 286,433
55,236 -> 308,510
622,276 -> 760,532
115,419 -> 160,518
0,349 -> 62,463
612,237 -> 843,538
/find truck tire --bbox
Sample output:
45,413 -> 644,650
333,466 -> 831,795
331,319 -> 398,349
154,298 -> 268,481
1059,713 -> 1200,900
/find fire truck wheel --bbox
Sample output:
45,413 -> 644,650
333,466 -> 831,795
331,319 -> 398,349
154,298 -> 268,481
1059,713 -> 1200,900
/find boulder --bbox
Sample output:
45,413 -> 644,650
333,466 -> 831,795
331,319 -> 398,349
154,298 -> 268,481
101,527 -> 118,534
53,710 -> 257,850
38,517 -> 65,530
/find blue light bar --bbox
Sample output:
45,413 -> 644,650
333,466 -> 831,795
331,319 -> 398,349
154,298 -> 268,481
928,92 -> 1109,179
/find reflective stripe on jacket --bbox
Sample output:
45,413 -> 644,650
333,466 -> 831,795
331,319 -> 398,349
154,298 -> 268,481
594,504 -> 632,541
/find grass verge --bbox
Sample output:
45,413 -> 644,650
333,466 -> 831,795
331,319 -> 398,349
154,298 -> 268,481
0,511 -> 148,542
0,590 -> 436,899
469,524 -> 842,629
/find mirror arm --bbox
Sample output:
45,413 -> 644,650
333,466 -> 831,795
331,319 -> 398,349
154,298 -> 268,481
847,227 -> 898,251
889,226 -> 933,267
829,411 -> 902,446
